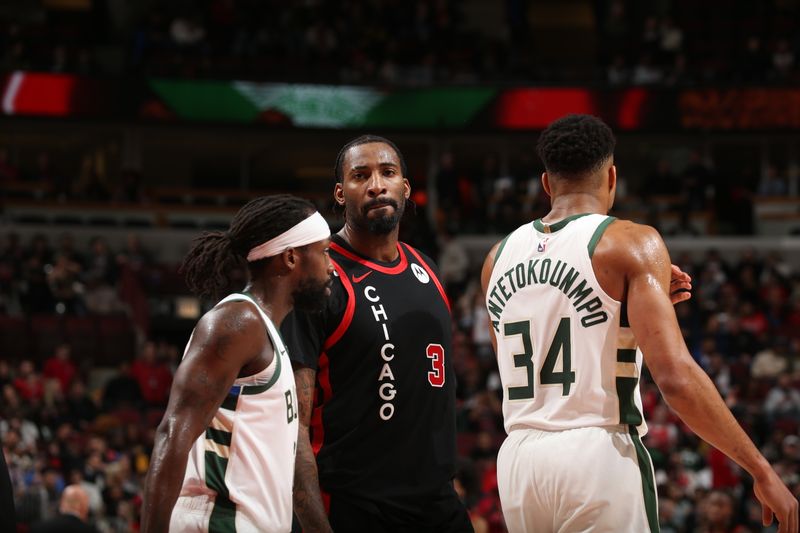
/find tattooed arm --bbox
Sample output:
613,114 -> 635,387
141,302 -> 270,533
293,365 -> 333,533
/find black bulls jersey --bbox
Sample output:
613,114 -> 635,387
281,235 -> 457,512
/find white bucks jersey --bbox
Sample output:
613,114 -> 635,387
174,293 -> 299,532
487,214 -> 647,436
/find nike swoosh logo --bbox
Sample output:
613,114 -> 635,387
352,271 -> 373,283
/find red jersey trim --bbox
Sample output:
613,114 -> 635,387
323,259 -> 355,351
322,490 -> 331,515
404,244 -> 451,313
311,350 -> 332,456
330,241 -> 408,274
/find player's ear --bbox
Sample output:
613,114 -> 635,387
334,182 -> 345,206
281,248 -> 298,272
403,178 -> 410,199
607,165 -> 617,211
541,172 -> 552,197
608,164 -> 617,191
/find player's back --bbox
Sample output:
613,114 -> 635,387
486,213 -> 647,434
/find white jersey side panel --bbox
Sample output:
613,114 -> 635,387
174,293 -> 299,533
486,214 -> 647,435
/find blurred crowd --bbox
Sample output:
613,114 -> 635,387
0,232 -> 154,337
2,0 -> 800,85
5,141 -> 792,242
0,148 -> 146,205
432,148 -> 787,237
1,229 -> 799,531
2,339 -> 176,532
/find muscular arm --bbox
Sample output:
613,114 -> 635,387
293,365 -> 333,533
619,224 -> 798,532
480,242 -> 501,353
141,304 -> 269,533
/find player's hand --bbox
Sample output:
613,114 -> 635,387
669,264 -> 692,305
754,470 -> 798,533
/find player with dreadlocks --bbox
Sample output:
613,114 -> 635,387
142,194 -> 333,533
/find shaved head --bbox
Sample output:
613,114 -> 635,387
60,484 -> 90,521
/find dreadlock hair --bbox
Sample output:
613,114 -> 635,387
536,114 -> 616,180
181,194 -> 316,300
334,134 -> 408,184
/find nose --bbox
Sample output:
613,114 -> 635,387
366,171 -> 387,197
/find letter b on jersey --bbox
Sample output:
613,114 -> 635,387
285,390 -> 298,423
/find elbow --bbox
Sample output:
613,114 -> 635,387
651,365 -> 694,400
154,415 -> 193,452
155,415 -> 177,439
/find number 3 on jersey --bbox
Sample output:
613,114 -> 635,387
505,317 -> 575,400
426,343 -> 445,387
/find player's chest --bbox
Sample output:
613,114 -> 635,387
345,270 -> 447,332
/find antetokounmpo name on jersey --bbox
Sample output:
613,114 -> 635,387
488,258 -> 608,331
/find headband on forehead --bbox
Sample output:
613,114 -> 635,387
246,211 -> 330,262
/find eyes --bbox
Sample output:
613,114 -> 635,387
351,168 -> 398,180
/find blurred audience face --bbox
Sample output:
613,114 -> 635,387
703,490 -> 734,529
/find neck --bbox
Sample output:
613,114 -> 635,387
338,222 -> 399,262
543,192 -> 608,222
244,276 -> 292,325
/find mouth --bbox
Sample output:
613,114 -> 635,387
364,199 -> 397,212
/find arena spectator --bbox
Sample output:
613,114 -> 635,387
29,483 -> 98,533
42,344 -> 77,395
129,341 -> 172,407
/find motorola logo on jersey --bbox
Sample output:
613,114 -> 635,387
411,263 -> 430,284
364,285 -> 397,421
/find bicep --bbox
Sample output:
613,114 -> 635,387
625,236 -> 694,380
164,349 -> 238,436
162,312 -> 262,437
481,243 -> 500,351
480,244 -> 498,296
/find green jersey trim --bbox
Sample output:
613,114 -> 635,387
532,213 -> 591,233
630,426 -> 660,532
493,234 -> 513,268
205,451 -> 237,532
226,292 -> 284,394
587,216 -> 617,258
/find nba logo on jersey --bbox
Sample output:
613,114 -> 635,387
411,263 -> 430,284
537,238 -> 549,252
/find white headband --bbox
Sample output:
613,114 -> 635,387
246,211 -> 330,262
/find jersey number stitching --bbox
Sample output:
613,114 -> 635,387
426,343 -> 445,388
505,317 -> 575,400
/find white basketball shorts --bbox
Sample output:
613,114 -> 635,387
497,425 -> 659,533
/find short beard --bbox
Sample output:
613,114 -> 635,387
292,277 -> 331,312
353,198 -> 405,235
366,212 -> 402,234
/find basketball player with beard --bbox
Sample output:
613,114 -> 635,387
281,136 -> 474,532
142,195 -> 333,533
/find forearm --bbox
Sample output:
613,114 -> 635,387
141,429 -> 192,533
656,360 -> 772,480
294,427 -> 332,533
